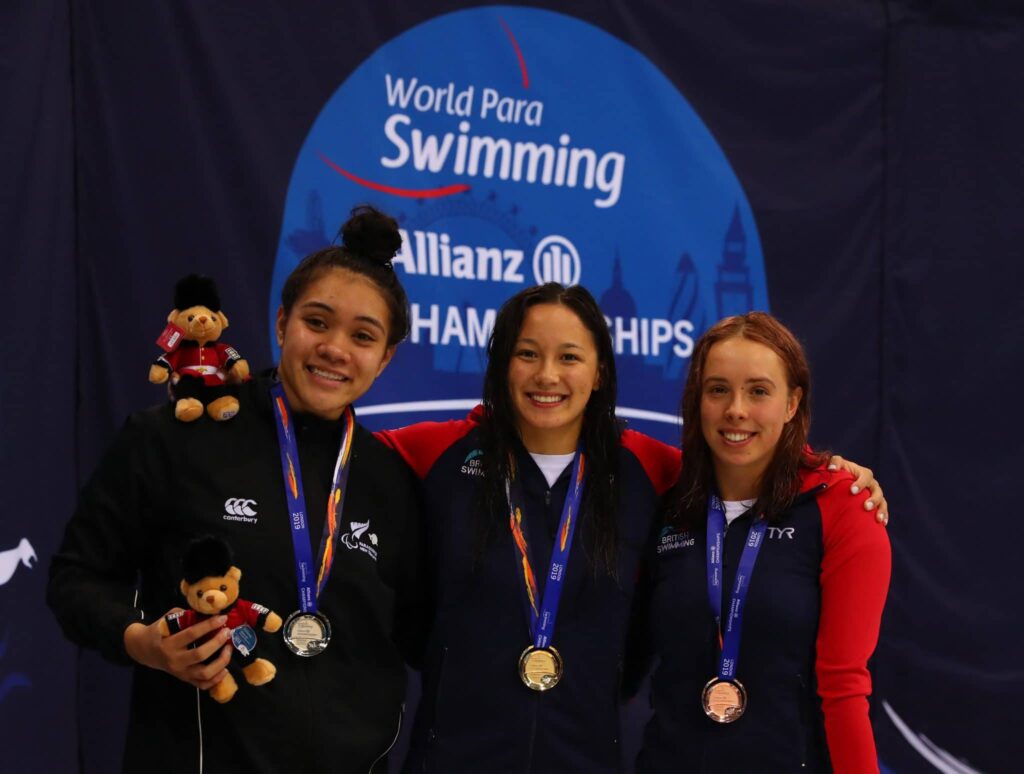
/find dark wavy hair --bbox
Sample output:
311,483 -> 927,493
671,311 -> 828,528
480,283 -> 621,576
280,205 -> 410,347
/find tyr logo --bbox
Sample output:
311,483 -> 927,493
767,527 -> 795,540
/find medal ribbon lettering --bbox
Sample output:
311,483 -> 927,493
506,449 -> 586,648
706,495 -> 767,682
271,383 -> 356,613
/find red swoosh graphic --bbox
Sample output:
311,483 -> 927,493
499,18 -> 530,89
318,152 -> 470,199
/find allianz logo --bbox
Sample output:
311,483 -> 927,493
460,449 -> 485,478
223,498 -> 258,524
394,229 -> 580,286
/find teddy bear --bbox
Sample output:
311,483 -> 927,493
150,274 -> 250,422
159,536 -> 282,704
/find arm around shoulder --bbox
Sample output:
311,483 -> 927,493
815,483 -> 892,773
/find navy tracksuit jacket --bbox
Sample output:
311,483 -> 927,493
379,409 -> 678,773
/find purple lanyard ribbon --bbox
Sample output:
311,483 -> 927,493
270,383 -> 355,613
507,449 -> 586,647
706,494 -> 766,681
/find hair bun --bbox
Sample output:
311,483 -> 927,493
340,205 -> 402,265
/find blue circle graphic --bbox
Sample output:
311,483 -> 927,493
271,6 -> 767,443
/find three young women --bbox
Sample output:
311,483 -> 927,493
51,209 -> 886,773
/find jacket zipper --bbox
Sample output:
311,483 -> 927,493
195,687 -> 204,774
368,707 -> 403,773
796,673 -> 809,768
524,692 -> 539,774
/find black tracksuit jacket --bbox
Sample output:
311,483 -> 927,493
48,375 -> 425,774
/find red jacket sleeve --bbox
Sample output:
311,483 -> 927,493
815,474 -> 892,773
619,429 -> 681,497
374,408 -> 481,480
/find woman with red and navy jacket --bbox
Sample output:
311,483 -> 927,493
634,312 -> 891,773
380,283 -> 678,773
380,286 -> 886,773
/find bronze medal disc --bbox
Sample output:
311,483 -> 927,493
701,677 -> 747,723
518,646 -> 563,691
282,611 -> 331,657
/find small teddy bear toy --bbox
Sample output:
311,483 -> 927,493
159,536 -> 282,704
149,274 -> 250,422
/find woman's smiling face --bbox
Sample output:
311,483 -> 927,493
508,303 -> 601,454
699,335 -> 802,499
275,268 -> 394,419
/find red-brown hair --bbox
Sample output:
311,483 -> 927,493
671,311 -> 828,527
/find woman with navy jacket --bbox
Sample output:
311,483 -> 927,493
380,286 -> 886,773
635,312 -> 891,773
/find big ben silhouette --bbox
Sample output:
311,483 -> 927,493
715,204 -> 754,318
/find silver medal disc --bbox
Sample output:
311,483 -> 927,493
282,611 -> 331,657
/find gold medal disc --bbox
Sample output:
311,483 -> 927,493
518,646 -> 563,691
701,677 -> 747,723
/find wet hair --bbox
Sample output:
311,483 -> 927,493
280,205 -> 410,347
182,536 -> 233,584
480,283 -> 621,576
671,311 -> 828,528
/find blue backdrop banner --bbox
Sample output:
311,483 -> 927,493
1,1 -> 1019,772
271,6 -> 766,444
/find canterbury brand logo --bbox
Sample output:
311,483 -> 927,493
223,498 -> 259,524
225,498 -> 257,516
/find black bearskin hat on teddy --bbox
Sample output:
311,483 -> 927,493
182,536 -> 234,584
174,274 -> 222,312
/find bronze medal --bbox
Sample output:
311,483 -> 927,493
701,677 -> 747,723
518,645 -> 563,691
282,611 -> 331,657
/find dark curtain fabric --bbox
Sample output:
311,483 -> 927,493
0,1 -> 1018,771
0,2 -> 78,772
874,5 -> 1024,772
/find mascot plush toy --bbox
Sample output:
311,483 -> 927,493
159,536 -> 282,704
149,274 -> 250,422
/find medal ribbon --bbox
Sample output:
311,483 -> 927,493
271,383 -> 356,613
706,494 -> 766,682
506,448 -> 586,648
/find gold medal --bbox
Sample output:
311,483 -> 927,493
518,645 -> 563,691
701,677 -> 747,723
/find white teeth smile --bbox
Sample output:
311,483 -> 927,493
309,366 -> 346,382
723,432 -> 752,442
530,394 -> 565,404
